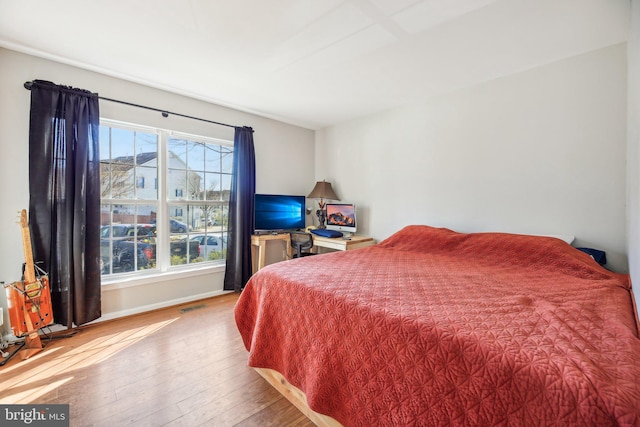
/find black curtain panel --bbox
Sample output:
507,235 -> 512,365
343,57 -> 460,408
224,126 -> 256,292
28,80 -> 102,327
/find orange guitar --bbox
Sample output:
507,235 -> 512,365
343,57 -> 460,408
5,209 -> 54,359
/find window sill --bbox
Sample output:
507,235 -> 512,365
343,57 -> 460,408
101,262 -> 226,291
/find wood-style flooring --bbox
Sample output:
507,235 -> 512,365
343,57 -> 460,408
0,292 -> 314,426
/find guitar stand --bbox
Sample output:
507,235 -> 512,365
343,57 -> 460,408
0,327 -> 74,367
0,341 -> 26,367
49,329 -> 79,340
19,330 -> 44,360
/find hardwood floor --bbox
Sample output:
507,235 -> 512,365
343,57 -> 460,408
0,293 -> 314,426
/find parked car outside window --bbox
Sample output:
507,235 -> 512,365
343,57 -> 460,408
169,219 -> 189,233
190,234 -> 226,260
100,224 -> 152,273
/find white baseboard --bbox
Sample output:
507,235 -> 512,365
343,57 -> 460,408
87,289 -> 231,324
1,290 -> 233,341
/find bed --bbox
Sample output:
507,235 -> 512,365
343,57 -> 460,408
234,225 -> 640,426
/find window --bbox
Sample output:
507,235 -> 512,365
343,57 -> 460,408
99,120 -> 233,277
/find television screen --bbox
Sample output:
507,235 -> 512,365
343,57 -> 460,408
325,203 -> 357,235
254,194 -> 306,232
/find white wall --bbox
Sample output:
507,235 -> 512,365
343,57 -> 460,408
0,48 -> 315,335
316,44 -> 628,273
628,0 -> 640,319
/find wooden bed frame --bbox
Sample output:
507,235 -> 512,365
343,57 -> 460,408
254,367 -> 343,427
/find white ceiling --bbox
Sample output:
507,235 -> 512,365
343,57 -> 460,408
0,0 -> 630,129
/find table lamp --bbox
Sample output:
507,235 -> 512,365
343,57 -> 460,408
307,180 -> 339,228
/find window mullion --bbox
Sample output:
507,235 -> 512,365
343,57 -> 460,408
156,131 -> 171,272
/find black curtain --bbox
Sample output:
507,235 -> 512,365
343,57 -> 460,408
224,126 -> 256,291
28,80 -> 101,327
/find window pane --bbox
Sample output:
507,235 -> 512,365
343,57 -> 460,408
111,163 -> 135,199
201,205 -> 215,231
204,173 -> 218,200
111,128 -> 135,165
187,140 -> 205,171
195,231 -> 226,261
136,204 -> 157,271
168,138 -> 187,165
99,126 -> 159,201
99,127 -> 111,161
170,204 -> 188,266
221,146 -> 233,173
220,205 -> 229,231
99,203 -> 157,275
186,206 -> 203,264
220,174 -> 231,198
136,132 -> 158,160
187,171 -> 204,201
100,203 -> 113,275
136,166 -> 157,199
99,127 -> 112,198
204,144 -> 220,172
168,168 -> 187,200
204,203 -> 224,232
100,163 -> 111,199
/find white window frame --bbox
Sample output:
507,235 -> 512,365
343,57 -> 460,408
100,119 -> 233,284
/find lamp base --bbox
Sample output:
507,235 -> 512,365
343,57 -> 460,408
316,209 -> 327,229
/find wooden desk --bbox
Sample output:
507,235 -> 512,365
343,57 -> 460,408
312,235 -> 375,252
251,233 -> 375,274
251,233 -> 292,274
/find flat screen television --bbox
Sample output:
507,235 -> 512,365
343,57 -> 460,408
253,194 -> 306,233
325,203 -> 357,236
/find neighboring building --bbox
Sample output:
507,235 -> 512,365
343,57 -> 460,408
100,151 -> 209,225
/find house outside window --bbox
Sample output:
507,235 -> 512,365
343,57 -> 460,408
99,120 -> 232,277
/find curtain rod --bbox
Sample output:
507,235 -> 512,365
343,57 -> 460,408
23,80 -> 240,129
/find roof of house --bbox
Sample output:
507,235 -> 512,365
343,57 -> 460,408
112,152 -> 157,165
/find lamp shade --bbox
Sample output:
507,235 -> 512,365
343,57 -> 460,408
307,181 -> 339,201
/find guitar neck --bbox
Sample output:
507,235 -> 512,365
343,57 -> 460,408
19,209 -> 37,284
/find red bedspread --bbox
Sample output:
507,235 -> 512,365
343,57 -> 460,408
235,225 -> 640,426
